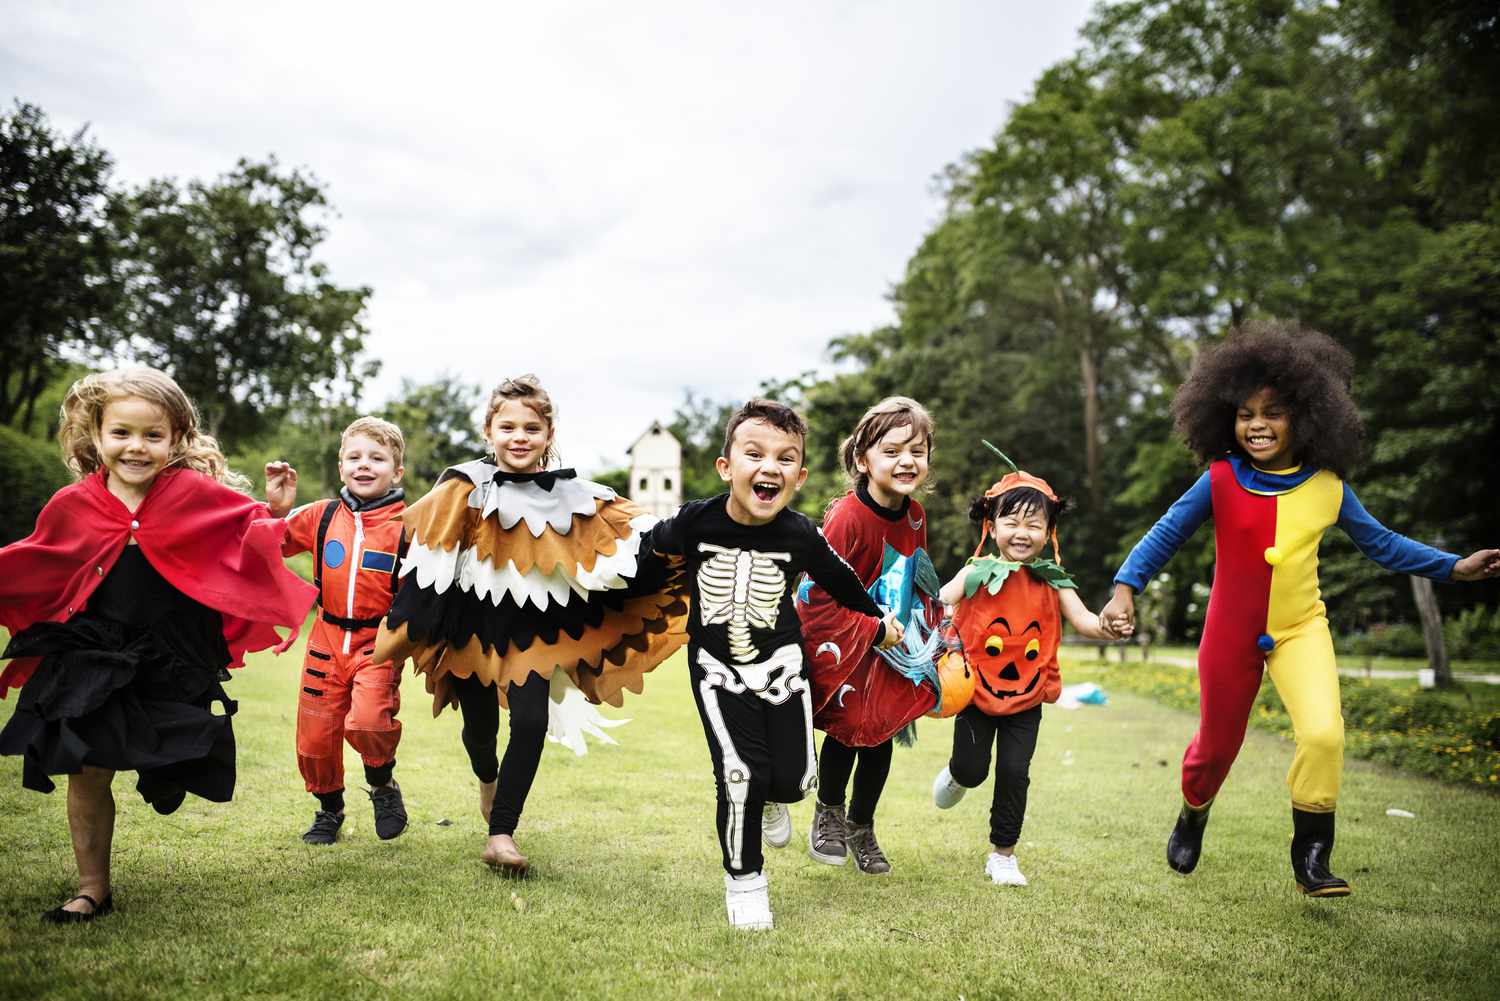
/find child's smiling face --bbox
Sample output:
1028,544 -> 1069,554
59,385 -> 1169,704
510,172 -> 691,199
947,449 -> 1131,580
856,423 -> 929,508
992,501 -> 1050,563
485,399 -> 553,474
716,418 -> 808,525
1235,386 -> 1296,470
97,395 -> 175,499
339,433 -> 403,500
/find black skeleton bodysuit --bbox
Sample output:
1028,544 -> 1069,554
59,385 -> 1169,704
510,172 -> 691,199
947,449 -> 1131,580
645,496 -> 883,876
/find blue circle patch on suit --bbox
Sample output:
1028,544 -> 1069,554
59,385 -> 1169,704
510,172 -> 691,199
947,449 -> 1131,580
323,539 -> 346,569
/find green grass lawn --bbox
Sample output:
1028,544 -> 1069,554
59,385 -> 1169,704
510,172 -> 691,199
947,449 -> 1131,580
2,641 -> 1499,1000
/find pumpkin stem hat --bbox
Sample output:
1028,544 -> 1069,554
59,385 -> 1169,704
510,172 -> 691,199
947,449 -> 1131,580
976,440 -> 1062,563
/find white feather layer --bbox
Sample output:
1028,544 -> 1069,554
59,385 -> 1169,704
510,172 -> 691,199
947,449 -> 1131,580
398,513 -> 659,610
546,671 -> 629,756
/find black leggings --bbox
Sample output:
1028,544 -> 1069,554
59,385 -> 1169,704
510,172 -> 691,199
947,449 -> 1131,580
948,704 -> 1042,849
817,735 -> 892,826
452,671 -> 549,836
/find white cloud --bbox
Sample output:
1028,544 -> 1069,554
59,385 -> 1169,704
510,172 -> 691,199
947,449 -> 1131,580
3,0 -> 1094,472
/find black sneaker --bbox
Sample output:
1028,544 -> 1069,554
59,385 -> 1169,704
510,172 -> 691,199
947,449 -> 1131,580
302,809 -> 345,845
808,800 -> 848,866
846,822 -> 891,875
369,782 -> 408,841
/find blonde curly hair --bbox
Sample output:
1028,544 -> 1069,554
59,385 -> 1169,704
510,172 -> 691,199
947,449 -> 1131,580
57,367 -> 249,491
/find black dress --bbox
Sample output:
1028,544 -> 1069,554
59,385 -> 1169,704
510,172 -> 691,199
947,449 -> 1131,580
0,544 -> 237,811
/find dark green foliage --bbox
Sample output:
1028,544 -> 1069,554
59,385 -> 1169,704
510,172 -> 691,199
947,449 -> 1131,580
0,424 -> 69,545
0,102 -> 123,430
380,374 -> 484,499
116,157 -> 375,444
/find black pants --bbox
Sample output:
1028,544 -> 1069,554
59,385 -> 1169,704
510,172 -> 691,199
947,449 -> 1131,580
948,704 -> 1042,849
690,652 -> 816,877
452,671 -> 549,836
817,735 -> 892,826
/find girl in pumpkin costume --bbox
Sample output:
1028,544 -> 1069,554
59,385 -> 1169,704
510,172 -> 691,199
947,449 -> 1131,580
373,375 -> 688,876
1100,324 -> 1499,896
932,449 -> 1122,886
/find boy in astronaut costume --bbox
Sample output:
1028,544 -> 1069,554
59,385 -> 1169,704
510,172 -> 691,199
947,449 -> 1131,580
265,416 -> 409,844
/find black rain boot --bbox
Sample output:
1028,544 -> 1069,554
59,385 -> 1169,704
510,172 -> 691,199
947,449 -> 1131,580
1166,798 -> 1212,874
1291,808 -> 1351,897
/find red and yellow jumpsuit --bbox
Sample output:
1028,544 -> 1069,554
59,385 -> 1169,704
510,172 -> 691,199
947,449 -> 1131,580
1115,455 -> 1457,811
283,492 -> 406,795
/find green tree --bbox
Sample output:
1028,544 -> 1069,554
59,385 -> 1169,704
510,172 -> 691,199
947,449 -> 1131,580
0,101 -> 122,430
116,157 -> 374,446
381,373 -> 485,499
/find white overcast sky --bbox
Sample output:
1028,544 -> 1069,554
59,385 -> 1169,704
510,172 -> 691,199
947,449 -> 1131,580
3,1 -> 1095,472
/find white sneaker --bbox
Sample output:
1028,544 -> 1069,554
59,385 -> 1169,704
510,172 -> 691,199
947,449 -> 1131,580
985,851 -> 1028,887
933,766 -> 966,809
762,802 -> 792,848
725,871 -> 774,930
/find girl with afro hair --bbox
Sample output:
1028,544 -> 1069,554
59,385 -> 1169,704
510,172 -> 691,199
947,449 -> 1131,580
1100,321 -> 1500,897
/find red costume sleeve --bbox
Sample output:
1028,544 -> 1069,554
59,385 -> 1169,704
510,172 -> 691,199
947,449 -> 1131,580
0,469 -> 318,695
281,500 -> 327,557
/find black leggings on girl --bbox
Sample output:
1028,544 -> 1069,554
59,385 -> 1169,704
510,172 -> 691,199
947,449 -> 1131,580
452,671 -> 549,836
947,704 -> 1042,849
817,735 -> 892,826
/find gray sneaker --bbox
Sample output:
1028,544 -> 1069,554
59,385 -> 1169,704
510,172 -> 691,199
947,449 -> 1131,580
808,800 -> 848,866
302,809 -> 344,845
846,821 -> 891,875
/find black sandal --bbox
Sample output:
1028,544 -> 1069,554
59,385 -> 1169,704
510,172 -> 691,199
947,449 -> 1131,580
42,892 -> 114,924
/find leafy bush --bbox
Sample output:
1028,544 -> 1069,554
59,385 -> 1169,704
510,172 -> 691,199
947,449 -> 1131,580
1067,657 -> 1500,791
0,425 -> 69,545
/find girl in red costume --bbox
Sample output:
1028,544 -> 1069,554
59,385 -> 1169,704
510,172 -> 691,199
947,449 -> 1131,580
0,368 -> 316,923
798,397 -> 937,875
1101,323 -> 1500,896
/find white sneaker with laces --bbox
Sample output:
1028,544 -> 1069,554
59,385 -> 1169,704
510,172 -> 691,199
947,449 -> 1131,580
985,851 -> 1028,887
762,802 -> 792,848
933,766 -> 966,809
725,871 -> 774,930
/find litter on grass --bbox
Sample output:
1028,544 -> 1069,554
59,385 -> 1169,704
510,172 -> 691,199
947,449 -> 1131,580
1057,682 -> 1108,709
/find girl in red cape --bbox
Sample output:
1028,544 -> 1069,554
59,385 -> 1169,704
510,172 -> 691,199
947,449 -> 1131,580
798,397 -> 938,875
0,368 -> 316,924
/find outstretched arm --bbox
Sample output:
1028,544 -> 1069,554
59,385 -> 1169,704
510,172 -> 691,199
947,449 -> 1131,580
1336,485 -> 1461,579
1061,588 -> 1127,640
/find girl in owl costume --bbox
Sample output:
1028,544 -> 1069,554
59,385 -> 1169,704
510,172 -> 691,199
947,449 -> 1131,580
374,376 -> 687,876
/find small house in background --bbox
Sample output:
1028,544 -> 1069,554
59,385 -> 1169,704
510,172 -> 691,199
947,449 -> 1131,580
627,421 -> 682,518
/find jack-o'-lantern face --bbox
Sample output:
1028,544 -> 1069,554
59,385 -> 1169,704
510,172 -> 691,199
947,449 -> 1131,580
955,571 -> 1061,713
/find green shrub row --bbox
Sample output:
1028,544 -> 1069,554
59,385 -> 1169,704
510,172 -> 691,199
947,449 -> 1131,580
0,425 -> 70,546
1066,659 -> 1500,792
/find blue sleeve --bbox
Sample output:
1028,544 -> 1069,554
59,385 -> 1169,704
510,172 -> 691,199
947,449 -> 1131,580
1114,472 -> 1213,592
1336,485 -> 1457,580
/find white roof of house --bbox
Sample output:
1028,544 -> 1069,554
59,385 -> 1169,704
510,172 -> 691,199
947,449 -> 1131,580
626,421 -> 679,454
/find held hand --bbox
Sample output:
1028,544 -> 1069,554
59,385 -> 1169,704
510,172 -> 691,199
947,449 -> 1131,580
876,612 -> 904,650
1100,584 -> 1136,638
1453,549 -> 1500,581
264,460 -> 298,518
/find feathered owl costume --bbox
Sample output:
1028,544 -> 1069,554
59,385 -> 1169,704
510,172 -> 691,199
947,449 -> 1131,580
373,462 -> 688,723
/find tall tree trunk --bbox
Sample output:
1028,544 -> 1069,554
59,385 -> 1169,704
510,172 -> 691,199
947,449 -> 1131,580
1078,343 -> 1101,507
1409,574 -> 1451,687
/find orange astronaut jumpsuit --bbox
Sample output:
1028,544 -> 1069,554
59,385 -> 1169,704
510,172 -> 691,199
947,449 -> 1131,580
283,491 -> 406,794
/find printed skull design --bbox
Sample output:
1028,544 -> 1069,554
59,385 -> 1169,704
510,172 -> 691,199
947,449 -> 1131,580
696,542 -> 792,663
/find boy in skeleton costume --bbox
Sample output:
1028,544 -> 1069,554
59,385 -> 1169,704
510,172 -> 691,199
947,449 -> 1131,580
644,400 -> 901,930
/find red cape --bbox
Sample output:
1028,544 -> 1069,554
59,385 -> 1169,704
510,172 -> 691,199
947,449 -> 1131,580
0,468 -> 317,694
